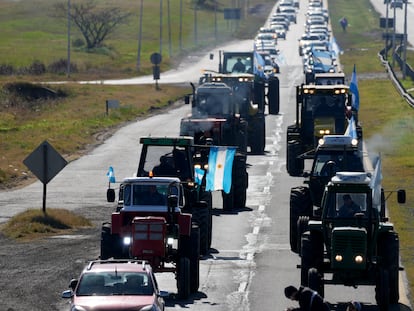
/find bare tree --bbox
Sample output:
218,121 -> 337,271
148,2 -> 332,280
54,0 -> 132,49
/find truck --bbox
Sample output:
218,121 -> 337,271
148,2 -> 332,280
136,136 -> 212,256
286,78 -> 361,177
289,135 -> 372,253
103,176 -> 200,299
296,171 -> 406,311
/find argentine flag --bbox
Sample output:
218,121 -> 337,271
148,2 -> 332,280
206,146 -> 236,194
350,64 -> 360,111
194,167 -> 205,185
106,166 -> 116,183
253,50 -> 266,79
344,116 -> 358,140
369,156 -> 383,207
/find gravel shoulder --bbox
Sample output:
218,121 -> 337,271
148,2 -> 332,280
0,205 -> 107,311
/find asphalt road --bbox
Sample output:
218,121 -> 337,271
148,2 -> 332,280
0,0 -> 412,310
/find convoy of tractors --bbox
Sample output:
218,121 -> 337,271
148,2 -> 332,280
97,7 -> 405,311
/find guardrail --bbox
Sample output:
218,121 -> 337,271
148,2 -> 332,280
378,48 -> 414,108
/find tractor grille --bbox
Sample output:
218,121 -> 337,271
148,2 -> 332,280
331,227 -> 367,270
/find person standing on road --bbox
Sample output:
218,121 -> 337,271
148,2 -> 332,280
284,285 -> 330,311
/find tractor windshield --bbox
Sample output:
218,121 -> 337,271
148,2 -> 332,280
312,151 -> 364,177
196,92 -> 231,116
332,193 -> 367,218
139,146 -> 192,180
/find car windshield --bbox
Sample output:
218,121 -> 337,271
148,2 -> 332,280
76,272 -> 154,296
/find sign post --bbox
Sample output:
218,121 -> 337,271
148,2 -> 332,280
150,52 -> 162,90
23,140 -> 68,213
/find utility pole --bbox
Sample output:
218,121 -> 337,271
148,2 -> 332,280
167,0 -> 172,57
137,0 -> 144,71
402,0 -> 408,79
385,1 -> 389,59
67,0 -> 71,77
194,3 -> 198,46
179,0 -> 183,51
159,0 -> 163,55
391,4 -> 396,67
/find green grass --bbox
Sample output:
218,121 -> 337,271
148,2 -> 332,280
328,0 -> 414,302
1,208 -> 92,240
0,0 -> 274,78
0,83 -> 191,188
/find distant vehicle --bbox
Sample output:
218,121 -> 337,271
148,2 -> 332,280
257,52 -> 281,76
62,260 -> 168,311
303,50 -> 337,79
255,33 -> 278,47
269,14 -> 290,30
279,8 -> 297,24
389,0 -> 404,8
298,34 -> 328,56
270,23 -> 287,39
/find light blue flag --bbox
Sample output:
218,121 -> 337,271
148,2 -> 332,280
329,36 -> 342,58
253,50 -> 266,79
350,64 -> 360,111
206,146 -> 236,194
194,167 -> 205,185
344,116 -> 358,140
106,166 -> 116,183
369,156 -> 382,207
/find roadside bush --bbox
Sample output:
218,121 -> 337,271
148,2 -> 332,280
28,60 -> 46,75
48,58 -> 78,75
0,64 -> 14,75
72,38 -> 85,48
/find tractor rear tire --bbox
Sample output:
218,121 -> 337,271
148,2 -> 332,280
222,190 -> 234,211
287,140 -> 304,177
250,118 -> 265,155
233,154 -> 248,209
267,77 -> 280,115
177,257 -> 191,299
189,225 -> 200,293
200,191 -> 213,249
192,203 -> 210,256
289,187 -> 312,253
379,232 -> 400,304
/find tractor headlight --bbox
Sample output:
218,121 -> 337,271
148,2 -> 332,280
167,237 -> 174,246
355,255 -> 364,264
123,236 -> 132,246
335,254 -> 343,262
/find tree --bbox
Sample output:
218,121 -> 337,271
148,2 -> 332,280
54,0 -> 132,49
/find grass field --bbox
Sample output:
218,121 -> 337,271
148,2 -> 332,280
0,0 -> 273,78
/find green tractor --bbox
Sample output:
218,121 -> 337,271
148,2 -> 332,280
286,81 -> 359,177
296,171 -> 406,311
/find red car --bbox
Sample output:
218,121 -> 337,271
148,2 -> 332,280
62,259 -> 168,311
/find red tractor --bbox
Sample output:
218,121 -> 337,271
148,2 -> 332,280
103,176 -> 200,299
